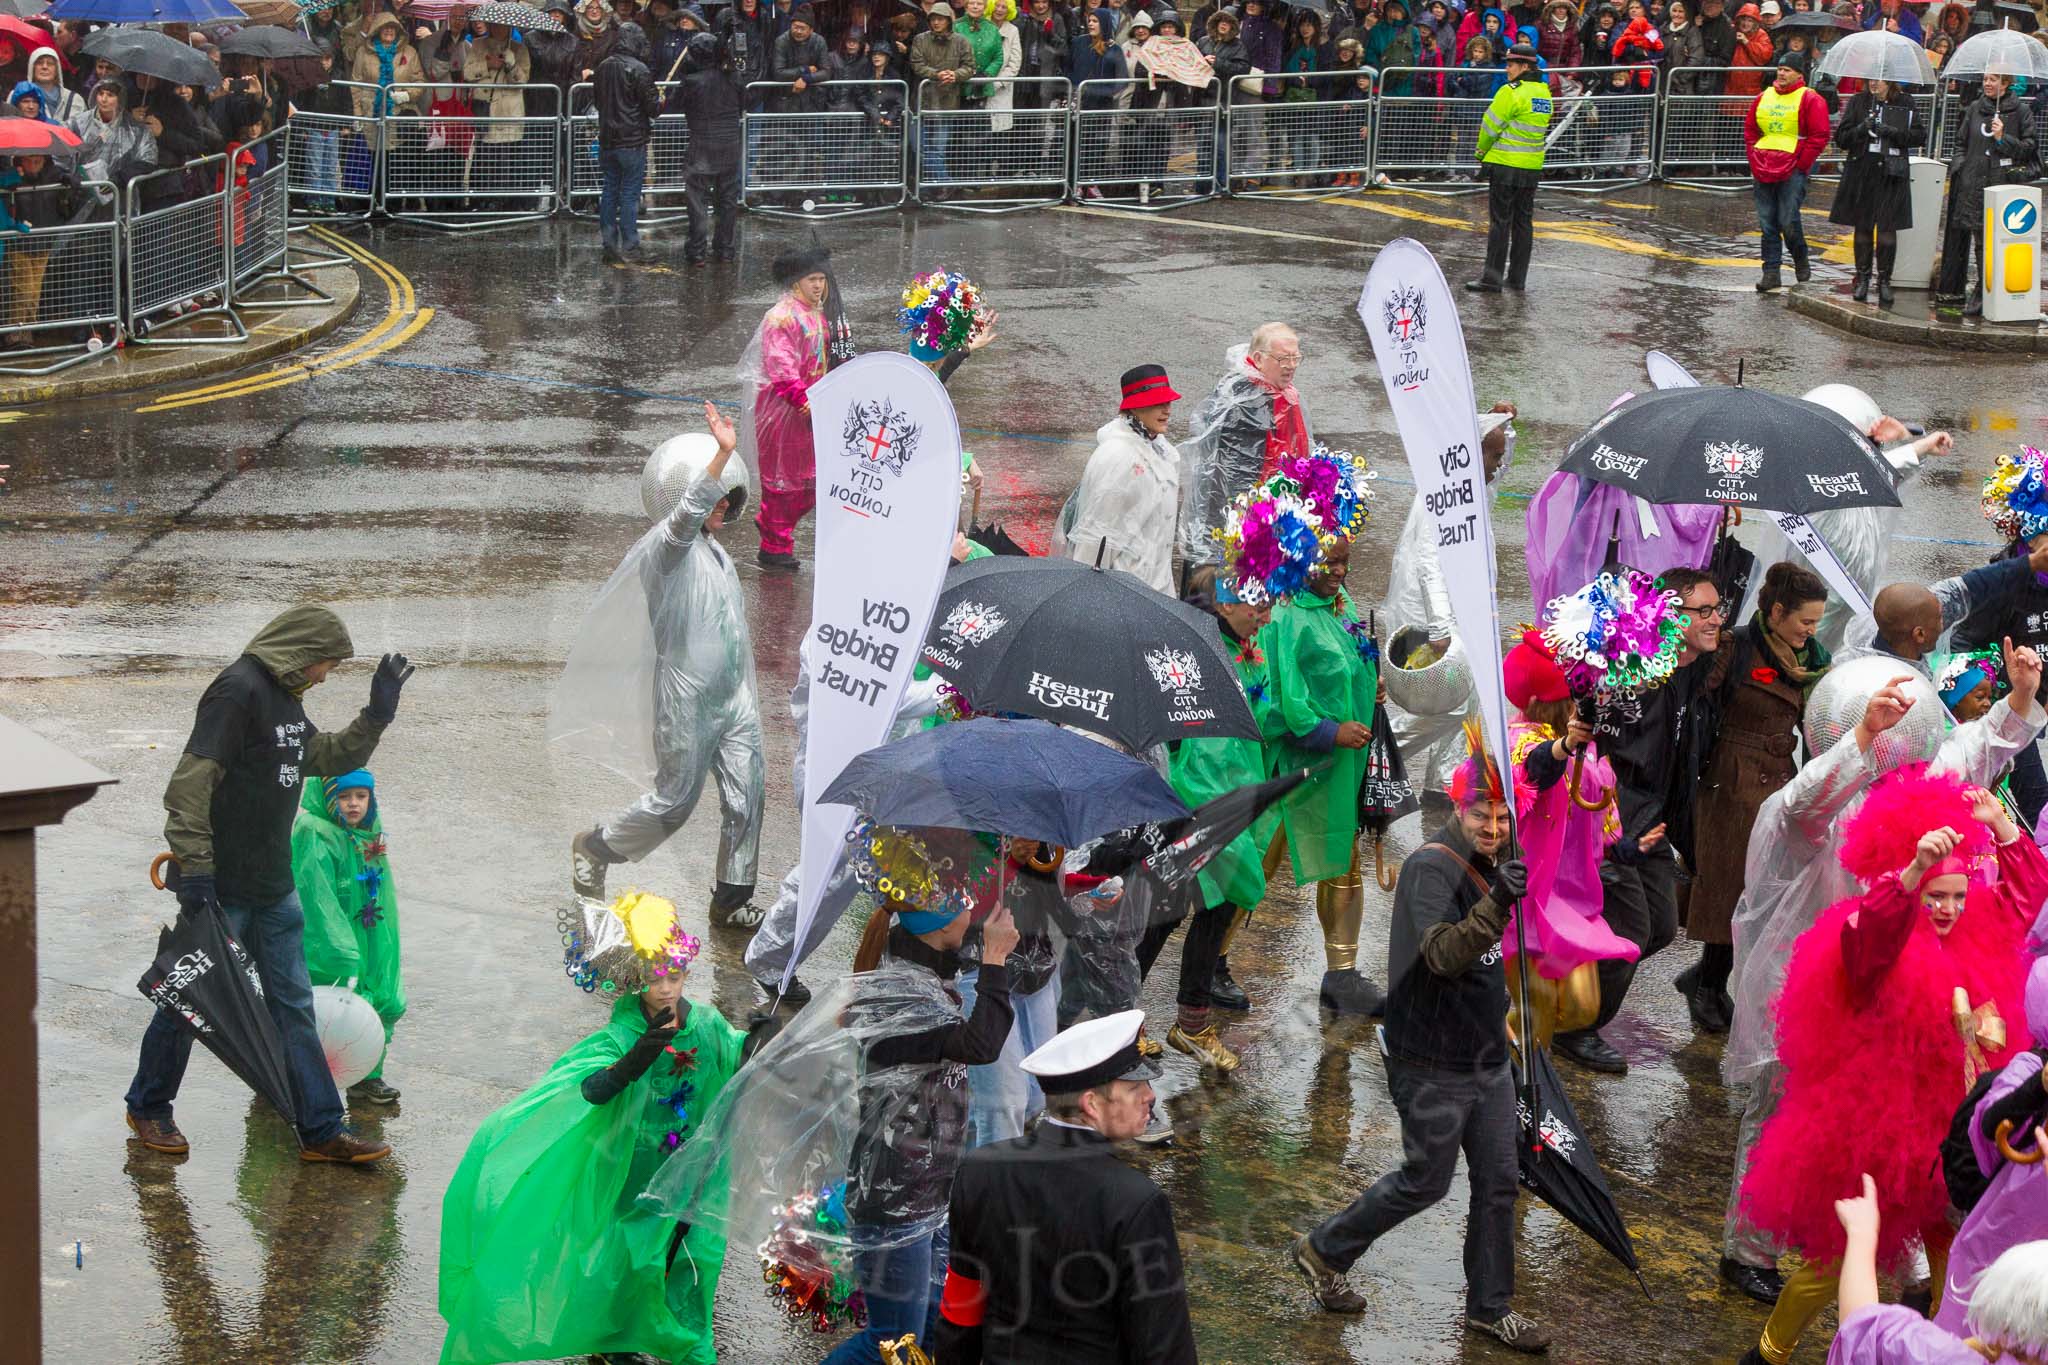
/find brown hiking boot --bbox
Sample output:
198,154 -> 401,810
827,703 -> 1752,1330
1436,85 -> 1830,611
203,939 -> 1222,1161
125,1112 -> 189,1155
300,1129 -> 392,1164
1467,1309 -> 1553,1353
1289,1234 -> 1368,1313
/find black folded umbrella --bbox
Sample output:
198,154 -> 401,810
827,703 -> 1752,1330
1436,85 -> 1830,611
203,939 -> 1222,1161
137,902 -> 299,1132
1708,527 -> 1759,625
967,522 -> 1032,557
1516,1039 -> 1648,1296
219,25 -> 322,58
1358,616 -> 1419,889
1134,767 -> 1313,891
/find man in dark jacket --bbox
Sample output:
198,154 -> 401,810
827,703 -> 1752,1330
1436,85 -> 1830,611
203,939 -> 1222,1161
1937,70 -> 2038,312
673,31 -> 743,263
1696,0 -> 1737,74
596,20 -> 660,262
717,0 -> 777,103
1288,760 -> 1552,1355
770,3 -> 830,110
932,1010 -> 1198,1365
125,607 -> 412,1163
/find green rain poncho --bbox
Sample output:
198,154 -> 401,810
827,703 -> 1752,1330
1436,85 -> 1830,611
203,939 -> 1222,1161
437,994 -> 746,1365
290,773 -> 404,1078
1168,622 -> 1282,911
1260,588 -> 1377,883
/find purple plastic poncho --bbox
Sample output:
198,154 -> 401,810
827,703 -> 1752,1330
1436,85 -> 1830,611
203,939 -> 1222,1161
1524,469 -> 1723,610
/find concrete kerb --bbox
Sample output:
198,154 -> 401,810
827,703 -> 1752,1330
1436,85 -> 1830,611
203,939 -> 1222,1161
0,253 -> 363,407
1786,281 -> 2048,355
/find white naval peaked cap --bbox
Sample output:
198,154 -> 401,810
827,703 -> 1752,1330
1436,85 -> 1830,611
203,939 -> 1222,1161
1021,1009 -> 1162,1091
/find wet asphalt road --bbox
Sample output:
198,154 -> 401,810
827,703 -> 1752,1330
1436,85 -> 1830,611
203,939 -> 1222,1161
7,183 -> 2046,1365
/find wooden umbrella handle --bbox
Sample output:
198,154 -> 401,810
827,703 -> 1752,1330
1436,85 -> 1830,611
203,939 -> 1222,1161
149,851 -> 178,891
1374,838 -> 1397,892
1569,751 -> 1613,813
1995,1118 -> 2045,1166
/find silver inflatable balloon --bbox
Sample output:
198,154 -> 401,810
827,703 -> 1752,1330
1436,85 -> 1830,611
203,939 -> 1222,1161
1383,625 -> 1475,717
641,430 -> 751,524
1803,653 -> 1948,772
1801,383 -> 1882,437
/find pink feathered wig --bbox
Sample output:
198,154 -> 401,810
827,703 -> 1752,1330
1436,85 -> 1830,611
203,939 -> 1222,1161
1448,719 -> 1506,809
1837,764 -> 1994,886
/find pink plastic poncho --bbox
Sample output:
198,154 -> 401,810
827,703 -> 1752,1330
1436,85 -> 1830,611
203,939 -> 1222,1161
745,293 -> 828,497
1504,720 -> 1640,980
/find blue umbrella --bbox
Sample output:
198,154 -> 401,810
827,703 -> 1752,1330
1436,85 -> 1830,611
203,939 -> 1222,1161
818,718 -> 1188,848
48,0 -> 245,22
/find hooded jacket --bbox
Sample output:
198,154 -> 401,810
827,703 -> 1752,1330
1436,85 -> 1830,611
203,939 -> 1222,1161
162,606 -> 389,905
8,79 -> 52,124
673,37 -> 743,168
290,774 -> 406,1029
26,47 -> 83,124
69,89 -> 157,185
1534,1 -> 1581,67
596,19 -> 660,145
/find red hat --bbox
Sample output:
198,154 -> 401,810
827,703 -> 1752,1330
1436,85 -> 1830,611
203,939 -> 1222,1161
1119,364 -> 1182,411
1504,628 -> 1570,711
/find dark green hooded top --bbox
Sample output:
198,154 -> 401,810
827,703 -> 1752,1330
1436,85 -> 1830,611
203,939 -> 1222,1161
163,606 -> 388,904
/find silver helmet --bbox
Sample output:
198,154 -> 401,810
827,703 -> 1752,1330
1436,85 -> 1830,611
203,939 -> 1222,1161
1383,626 -> 1475,717
640,430 -> 750,524
1801,383 -> 1883,438
1803,652 -> 1948,772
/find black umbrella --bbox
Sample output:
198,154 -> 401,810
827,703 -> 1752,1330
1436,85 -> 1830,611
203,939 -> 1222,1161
1356,615 -> 1419,890
137,901 -> 300,1133
81,27 -> 223,86
1708,525 -> 1759,624
818,717 -> 1189,848
920,556 -> 1261,753
1132,767 -> 1313,894
1558,383 -> 1899,517
219,24 -> 322,57
1515,1039 -> 1649,1296
966,522 -> 1032,557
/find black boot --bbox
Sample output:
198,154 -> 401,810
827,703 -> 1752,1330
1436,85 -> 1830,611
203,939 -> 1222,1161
1874,238 -> 1895,307
1876,274 -> 1894,307
1850,234 -> 1871,301
1318,968 -> 1386,1017
1851,271 -> 1870,302
1208,956 -> 1251,1012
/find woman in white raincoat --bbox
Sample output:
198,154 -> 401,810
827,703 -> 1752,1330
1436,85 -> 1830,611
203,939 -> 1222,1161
552,403 -> 768,927
1714,647 -> 2045,1300
1054,364 -> 1184,594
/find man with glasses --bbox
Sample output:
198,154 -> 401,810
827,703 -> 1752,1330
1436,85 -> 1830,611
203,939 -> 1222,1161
1556,566 -> 1723,1077
1178,322 -> 1314,580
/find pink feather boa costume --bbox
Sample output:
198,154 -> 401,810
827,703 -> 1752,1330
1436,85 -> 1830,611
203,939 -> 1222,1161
1739,767 -> 2044,1272
1504,719 -> 1639,980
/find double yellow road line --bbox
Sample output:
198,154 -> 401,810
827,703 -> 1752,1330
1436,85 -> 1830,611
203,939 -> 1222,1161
135,225 -> 433,414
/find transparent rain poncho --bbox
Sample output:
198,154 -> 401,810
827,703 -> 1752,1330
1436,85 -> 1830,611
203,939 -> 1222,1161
1722,656 -> 2045,1087
1053,415 -> 1184,595
640,959 -> 976,1256
548,453 -> 763,881
1750,443 -> 1924,657
1176,344 -> 1314,564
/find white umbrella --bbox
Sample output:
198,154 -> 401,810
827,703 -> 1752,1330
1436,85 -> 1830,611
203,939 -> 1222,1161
1816,28 -> 1939,84
1945,27 -> 2048,80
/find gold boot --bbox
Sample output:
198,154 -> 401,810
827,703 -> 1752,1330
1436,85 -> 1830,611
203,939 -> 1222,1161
1168,1006 -> 1241,1072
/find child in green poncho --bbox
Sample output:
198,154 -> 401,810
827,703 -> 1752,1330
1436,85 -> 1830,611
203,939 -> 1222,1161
291,768 -> 405,1105
438,893 -> 747,1365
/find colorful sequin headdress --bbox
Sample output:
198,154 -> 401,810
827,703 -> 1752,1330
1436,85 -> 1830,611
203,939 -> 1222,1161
557,891 -> 703,998
1215,443 -> 1375,604
1539,567 -> 1688,702
1981,447 -> 2048,543
898,270 -> 989,362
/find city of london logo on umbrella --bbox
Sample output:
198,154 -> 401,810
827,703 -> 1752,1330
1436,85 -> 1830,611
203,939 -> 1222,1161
1704,439 -> 1764,503
1144,646 -> 1203,695
1382,284 -> 1427,346
940,600 -> 1006,649
842,399 -> 919,478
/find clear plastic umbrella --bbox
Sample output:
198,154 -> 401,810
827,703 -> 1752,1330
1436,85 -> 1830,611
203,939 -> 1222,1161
1946,27 -> 2048,80
1816,29 -> 1939,85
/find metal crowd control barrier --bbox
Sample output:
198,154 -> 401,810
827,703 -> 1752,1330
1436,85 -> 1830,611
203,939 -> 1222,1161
1935,83 -> 1969,161
1655,65 -> 1759,186
381,82 -> 561,229
1227,70 -> 1376,199
286,81 -> 382,223
1807,89 -> 1939,180
566,80 -> 693,225
124,155 -> 246,346
1370,67 -> 1493,192
913,76 -> 1072,212
742,81 -> 908,218
230,125 -> 338,310
1072,77 -> 1220,211
1541,65 -> 1659,187
0,182 -> 121,378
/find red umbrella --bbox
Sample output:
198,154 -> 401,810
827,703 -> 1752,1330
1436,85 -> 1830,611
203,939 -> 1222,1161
0,119 -> 83,152
0,14 -> 69,64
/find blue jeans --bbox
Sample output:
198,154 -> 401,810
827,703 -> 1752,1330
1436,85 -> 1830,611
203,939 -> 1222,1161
920,120 -> 952,184
599,144 -> 647,252
821,1227 -> 947,1365
956,965 -> 1060,1148
1753,172 -> 1808,270
125,889 -> 345,1145
306,130 -> 340,197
